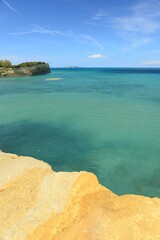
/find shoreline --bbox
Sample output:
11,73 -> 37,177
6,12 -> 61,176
0,151 -> 160,239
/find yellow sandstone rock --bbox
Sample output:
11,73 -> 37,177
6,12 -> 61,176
0,151 -> 160,240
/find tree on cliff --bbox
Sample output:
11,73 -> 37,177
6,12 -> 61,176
0,60 -> 12,68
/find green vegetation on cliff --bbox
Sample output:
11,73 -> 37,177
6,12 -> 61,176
0,60 -> 51,77
0,60 -> 12,68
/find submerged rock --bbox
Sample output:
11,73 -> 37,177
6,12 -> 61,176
0,151 -> 160,240
45,77 -> 63,81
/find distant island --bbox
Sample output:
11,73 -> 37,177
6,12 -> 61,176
64,66 -> 82,68
0,60 -> 51,77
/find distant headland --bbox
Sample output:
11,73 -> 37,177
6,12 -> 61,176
0,60 -> 51,78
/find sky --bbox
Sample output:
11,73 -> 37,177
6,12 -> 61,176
1,0 -> 160,67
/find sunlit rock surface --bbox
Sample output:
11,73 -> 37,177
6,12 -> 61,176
0,151 -> 160,240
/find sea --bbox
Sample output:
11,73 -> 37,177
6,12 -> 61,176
0,68 -> 160,197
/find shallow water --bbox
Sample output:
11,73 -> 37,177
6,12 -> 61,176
0,68 -> 160,196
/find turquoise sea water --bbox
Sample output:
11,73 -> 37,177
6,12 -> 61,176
0,68 -> 160,197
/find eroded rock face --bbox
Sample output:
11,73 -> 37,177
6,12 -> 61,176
0,151 -> 160,240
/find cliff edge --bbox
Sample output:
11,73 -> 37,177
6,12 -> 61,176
0,151 -> 160,240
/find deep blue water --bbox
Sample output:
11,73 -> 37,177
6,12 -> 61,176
0,68 -> 160,196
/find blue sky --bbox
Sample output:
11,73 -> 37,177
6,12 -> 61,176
1,0 -> 160,67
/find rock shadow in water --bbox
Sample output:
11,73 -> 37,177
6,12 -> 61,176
0,121 -> 97,173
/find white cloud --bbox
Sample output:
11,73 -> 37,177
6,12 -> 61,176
88,54 -> 107,59
9,24 -> 72,36
131,37 -> 152,48
32,25 -> 72,36
9,25 -> 103,49
9,31 -> 31,36
2,0 -> 22,16
90,1 -> 160,51
9,25 -> 72,36
92,9 -> 107,21
77,34 -> 103,49
92,1 -> 160,34
122,37 -> 153,51
142,60 -> 160,65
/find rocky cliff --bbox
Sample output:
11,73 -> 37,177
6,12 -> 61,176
0,151 -> 160,240
0,61 -> 50,77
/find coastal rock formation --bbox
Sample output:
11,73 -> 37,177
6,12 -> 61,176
0,151 -> 160,240
0,61 -> 50,77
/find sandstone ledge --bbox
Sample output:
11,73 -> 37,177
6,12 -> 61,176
0,151 -> 160,240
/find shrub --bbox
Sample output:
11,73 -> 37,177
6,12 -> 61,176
0,60 -> 12,68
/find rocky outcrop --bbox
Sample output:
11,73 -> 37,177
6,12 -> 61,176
0,62 -> 50,77
0,151 -> 160,240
